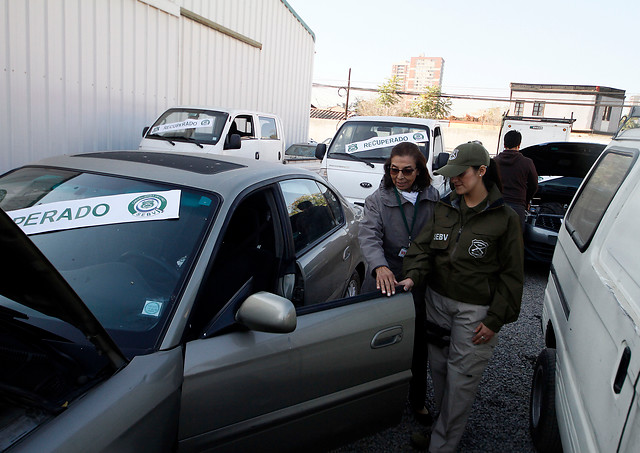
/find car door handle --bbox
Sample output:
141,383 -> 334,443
613,346 -> 631,394
371,326 -> 403,349
343,246 -> 351,261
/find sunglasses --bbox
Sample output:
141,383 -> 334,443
390,166 -> 416,176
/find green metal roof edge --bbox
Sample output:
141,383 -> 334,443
281,0 -> 316,42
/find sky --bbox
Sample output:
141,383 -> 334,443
287,0 -> 640,114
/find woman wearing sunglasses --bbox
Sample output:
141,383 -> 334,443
358,141 -> 439,425
400,141 -> 524,452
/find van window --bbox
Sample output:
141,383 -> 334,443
564,149 -> 637,251
259,116 -> 279,140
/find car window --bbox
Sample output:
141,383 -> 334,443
259,116 -> 278,140
279,179 -> 340,253
317,181 -> 344,225
234,115 -> 255,139
189,188 -> 282,339
564,149 -> 637,251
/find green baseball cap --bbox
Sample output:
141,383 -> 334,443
435,141 -> 490,177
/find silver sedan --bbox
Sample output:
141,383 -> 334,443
0,150 -> 415,452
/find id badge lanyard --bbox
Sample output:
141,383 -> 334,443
393,187 -> 421,257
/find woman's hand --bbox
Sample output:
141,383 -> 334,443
472,322 -> 495,345
397,277 -> 415,292
375,266 -> 398,296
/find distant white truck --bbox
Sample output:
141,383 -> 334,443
139,107 -> 286,162
314,116 -> 449,205
497,116 -> 575,153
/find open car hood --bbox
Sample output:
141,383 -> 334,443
0,208 -> 127,370
521,142 -> 606,177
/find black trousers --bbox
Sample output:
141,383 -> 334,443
409,281 -> 428,411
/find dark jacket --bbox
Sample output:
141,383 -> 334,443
402,184 -> 524,332
358,182 -> 439,291
494,150 -> 538,208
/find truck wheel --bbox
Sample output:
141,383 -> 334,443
343,271 -> 361,298
530,348 -> 562,452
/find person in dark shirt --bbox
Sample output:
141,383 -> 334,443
494,130 -> 538,231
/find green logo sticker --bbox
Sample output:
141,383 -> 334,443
128,194 -> 168,217
347,144 -> 358,152
413,133 -> 425,141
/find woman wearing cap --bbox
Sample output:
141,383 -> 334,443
400,141 -> 524,452
358,141 -> 439,425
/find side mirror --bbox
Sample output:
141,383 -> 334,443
433,152 -> 450,171
315,143 -> 327,160
142,126 -> 149,138
224,134 -> 241,150
235,292 -> 297,333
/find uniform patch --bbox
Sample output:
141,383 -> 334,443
469,239 -> 489,258
449,149 -> 459,160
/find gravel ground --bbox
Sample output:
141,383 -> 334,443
331,261 -> 550,452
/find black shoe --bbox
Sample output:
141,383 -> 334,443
410,429 -> 431,450
413,409 -> 434,427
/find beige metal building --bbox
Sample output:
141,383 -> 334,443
0,0 -> 315,173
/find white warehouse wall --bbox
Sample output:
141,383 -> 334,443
0,0 -> 315,173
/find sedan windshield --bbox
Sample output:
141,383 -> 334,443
0,167 -> 218,355
328,121 -> 430,161
147,108 -> 229,145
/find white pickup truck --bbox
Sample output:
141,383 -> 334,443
139,107 -> 286,162
315,116 -> 449,205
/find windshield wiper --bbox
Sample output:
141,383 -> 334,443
147,134 -> 175,146
0,383 -> 66,414
331,152 -> 375,168
179,136 -> 204,149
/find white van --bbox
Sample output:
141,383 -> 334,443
529,109 -> 640,452
139,107 -> 285,162
315,116 -> 448,205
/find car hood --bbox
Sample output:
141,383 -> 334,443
521,142 -> 606,177
0,208 -> 127,370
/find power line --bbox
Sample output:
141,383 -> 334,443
312,83 -> 639,108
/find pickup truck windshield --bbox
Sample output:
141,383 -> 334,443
328,121 -> 431,161
147,108 -> 229,145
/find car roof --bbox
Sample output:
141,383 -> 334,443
159,106 -> 280,118
26,150 -> 320,196
345,116 -> 441,127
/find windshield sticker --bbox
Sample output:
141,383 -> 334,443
151,118 -> 213,135
346,132 -> 428,153
141,300 -> 163,317
8,190 -> 181,235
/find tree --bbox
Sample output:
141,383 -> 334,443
377,76 -> 401,108
409,86 -> 452,119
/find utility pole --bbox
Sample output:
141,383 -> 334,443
345,68 -> 351,120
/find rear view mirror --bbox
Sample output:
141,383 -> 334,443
315,143 -> 327,160
224,134 -> 241,150
433,152 -> 449,171
236,292 -> 297,333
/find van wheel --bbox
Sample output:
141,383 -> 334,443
530,348 -> 562,452
343,271 -> 361,298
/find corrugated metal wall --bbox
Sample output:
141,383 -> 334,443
0,0 -> 314,173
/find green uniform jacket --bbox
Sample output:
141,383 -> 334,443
402,184 -> 524,333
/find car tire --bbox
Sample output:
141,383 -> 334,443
343,271 -> 361,298
530,348 -> 562,453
